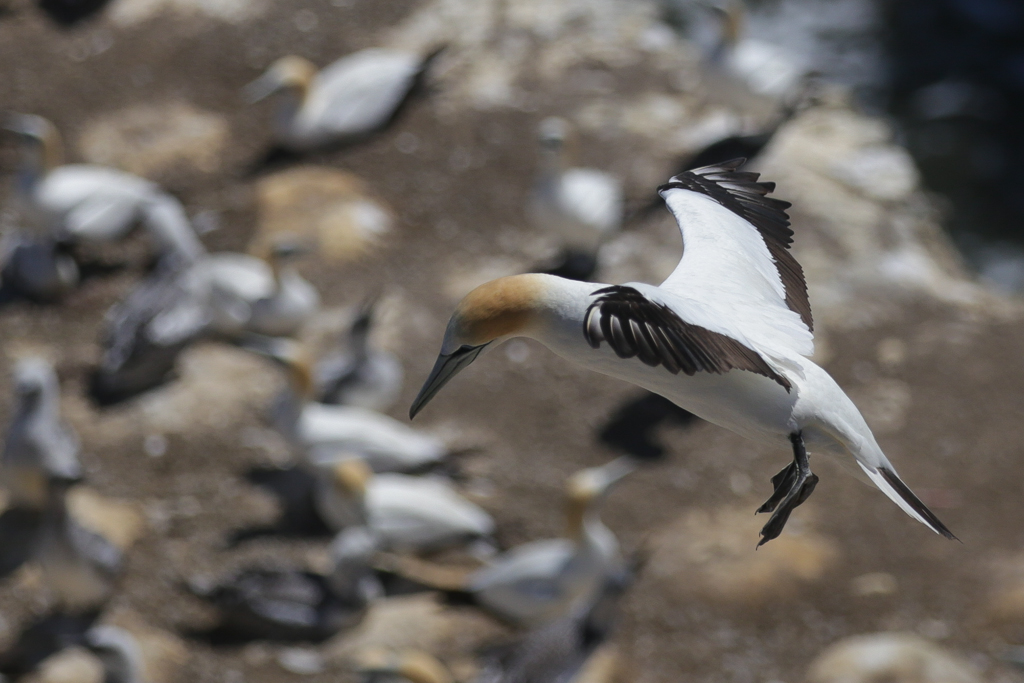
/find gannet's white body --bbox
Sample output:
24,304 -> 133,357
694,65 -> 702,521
412,160 -> 954,545
530,117 -> 623,258
467,458 -> 632,627
314,460 -> 494,553
189,250 -> 320,338
297,404 -> 445,474
247,49 -> 431,151
5,114 -> 204,262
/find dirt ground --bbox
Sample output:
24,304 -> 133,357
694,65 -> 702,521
2,2 -> 1024,682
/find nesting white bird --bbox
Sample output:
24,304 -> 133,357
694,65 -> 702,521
475,567 -> 633,683
252,336 -> 445,473
200,240 -> 320,338
2,357 -> 81,508
315,458 -> 494,554
529,117 -> 623,281
245,48 -> 440,151
35,477 -> 123,612
316,301 -> 404,411
3,113 -> 204,263
92,240 -> 319,402
462,458 -> 632,627
411,159 -> 954,546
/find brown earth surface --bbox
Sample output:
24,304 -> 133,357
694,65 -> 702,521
1,2 -> 1024,682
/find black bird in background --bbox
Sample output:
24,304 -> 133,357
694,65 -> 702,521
37,0 -> 111,25
598,392 -> 699,461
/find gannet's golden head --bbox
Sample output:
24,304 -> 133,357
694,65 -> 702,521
565,457 -> 636,540
354,647 -> 453,683
705,0 -> 745,52
244,56 -> 317,104
409,274 -> 546,419
3,113 -> 64,172
332,457 -> 373,498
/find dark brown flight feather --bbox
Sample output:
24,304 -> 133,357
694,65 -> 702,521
658,158 -> 813,332
878,467 -> 957,540
583,285 -> 791,391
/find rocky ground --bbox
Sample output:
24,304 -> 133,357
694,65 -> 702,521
2,0 -> 1024,682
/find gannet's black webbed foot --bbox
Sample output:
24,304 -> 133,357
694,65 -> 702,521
755,432 -> 818,547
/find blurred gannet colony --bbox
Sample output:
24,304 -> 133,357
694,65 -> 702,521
0,0 -> 1012,681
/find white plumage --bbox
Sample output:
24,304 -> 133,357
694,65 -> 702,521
466,458 -> 632,627
313,459 -> 494,553
530,117 -> 623,259
246,49 -> 433,151
299,404 -> 446,474
412,160 -> 954,546
4,114 -> 204,263
256,337 -> 446,474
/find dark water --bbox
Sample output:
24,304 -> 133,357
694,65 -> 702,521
676,0 -> 1024,291
884,0 -> 1024,290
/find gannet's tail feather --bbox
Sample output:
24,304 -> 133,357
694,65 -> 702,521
860,463 -> 957,540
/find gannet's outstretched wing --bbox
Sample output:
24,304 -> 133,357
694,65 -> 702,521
656,159 -> 813,359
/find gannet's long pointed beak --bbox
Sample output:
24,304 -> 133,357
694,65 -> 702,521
409,344 -> 487,419
242,74 -> 279,104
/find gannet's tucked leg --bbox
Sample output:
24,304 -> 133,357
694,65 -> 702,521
756,432 -> 818,546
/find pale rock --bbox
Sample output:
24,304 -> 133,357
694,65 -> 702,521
726,39 -> 807,100
326,594 -> 508,666
254,167 -> 393,263
850,572 -> 898,597
66,486 -> 146,551
647,505 -> 839,605
876,337 -> 907,368
277,647 -> 325,675
108,0 -> 267,26
975,550 -> 1024,629
754,104 -> 1008,328
807,633 -> 981,683
22,647 -> 103,683
830,146 -> 920,203
78,102 -> 229,177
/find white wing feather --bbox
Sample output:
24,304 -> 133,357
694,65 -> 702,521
305,49 -> 420,137
657,187 -> 813,359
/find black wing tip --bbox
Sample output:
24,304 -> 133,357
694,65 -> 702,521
878,467 -> 959,541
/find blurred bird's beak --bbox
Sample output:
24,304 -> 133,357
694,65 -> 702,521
242,74 -> 280,104
2,113 -> 32,137
601,456 -> 638,489
409,344 -> 487,419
